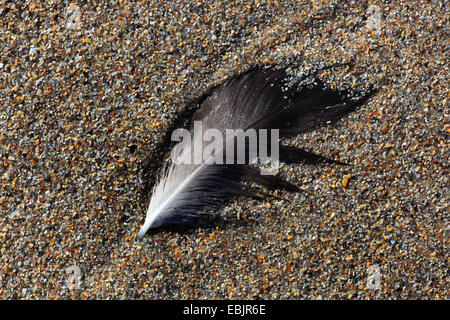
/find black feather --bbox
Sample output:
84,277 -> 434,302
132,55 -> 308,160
137,65 -> 377,238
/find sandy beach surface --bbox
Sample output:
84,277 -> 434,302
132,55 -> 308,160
0,0 -> 448,299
